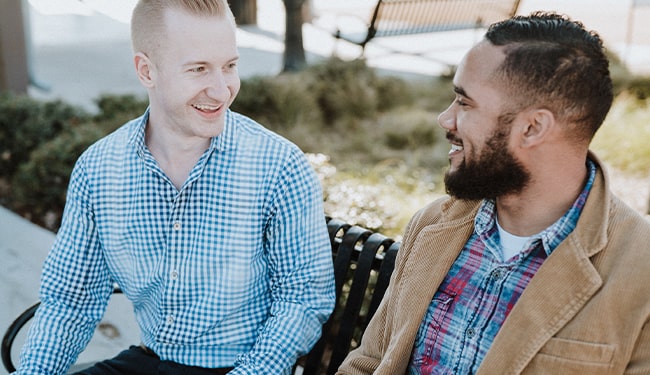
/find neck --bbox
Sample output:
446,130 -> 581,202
495,159 -> 588,236
145,121 -> 210,190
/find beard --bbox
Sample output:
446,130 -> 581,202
444,125 -> 530,200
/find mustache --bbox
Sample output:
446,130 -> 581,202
446,132 -> 462,144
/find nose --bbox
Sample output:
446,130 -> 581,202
205,71 -> 232,101
438,103 -> 456,131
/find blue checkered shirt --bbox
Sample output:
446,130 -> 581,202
18,109 -> 336,374
409,160 -> 596,374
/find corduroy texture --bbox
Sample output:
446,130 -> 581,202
337,153 -> 650,375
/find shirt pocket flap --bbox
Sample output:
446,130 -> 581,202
538,337 -> 615,364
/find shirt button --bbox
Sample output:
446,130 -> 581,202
167,315 -> 174,324
491,269 -> 503,280
173,222 -> 181,231
171,270 -> 178,280
467,328 -> 476,338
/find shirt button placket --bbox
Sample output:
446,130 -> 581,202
168,217 -> 181,328
170,222 -> 181,281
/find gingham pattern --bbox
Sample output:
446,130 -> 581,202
18,109 -> 335,375
408,160 -> 596,374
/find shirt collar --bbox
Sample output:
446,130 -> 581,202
475,158 -> 597,257
128,108 -> 237,155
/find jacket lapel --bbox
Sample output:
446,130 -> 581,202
478,224 -> 604,374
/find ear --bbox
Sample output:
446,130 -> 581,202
134,52 -> 155,88
518,108 -> 555,148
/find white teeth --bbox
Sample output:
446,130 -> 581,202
193,104 -> 219,111
450,144 -> 463,152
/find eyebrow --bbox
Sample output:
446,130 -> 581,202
182,56 -> 240,67
453,85 -> 472,101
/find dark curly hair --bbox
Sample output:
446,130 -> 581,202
485,12 -> 613,141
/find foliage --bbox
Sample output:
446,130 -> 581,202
232,74 -> 322,129
626,76 -> 650,101
94,94 -> 149,123
308,153 -> 441,237
591,93 -> 650,175
233,57 -> 453,174
2,56 -> 650,234
233,57 -> 417,129
0,93 -> 88,179
3,94 -> 148,230
12,124 -> 109,229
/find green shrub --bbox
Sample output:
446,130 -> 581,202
0,93 -> 88,179
305,58 -> 379,124
5,94 -> 146,230
93,94 -> 149,123
592,92 -> 650,175
232,74 -> 322,129
234,58 -> 416,131
12,123 -> 108,230
4,55 -> 649,235
626,76 -> 650,101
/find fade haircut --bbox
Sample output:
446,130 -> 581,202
485,12 -> 613,141
131,0 -> 235,58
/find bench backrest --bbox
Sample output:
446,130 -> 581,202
299,217 -> 400,374
348,0 -> 520,47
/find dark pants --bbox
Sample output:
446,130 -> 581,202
71,345 -> 234,375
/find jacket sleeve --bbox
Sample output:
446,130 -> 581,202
336,205 -> 430,374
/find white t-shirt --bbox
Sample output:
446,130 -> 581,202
496,219 -> 533,261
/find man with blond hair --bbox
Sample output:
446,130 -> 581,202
16,1 -> 335,374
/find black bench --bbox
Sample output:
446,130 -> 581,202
332,0 -> 521,54
2,217 -> 400,374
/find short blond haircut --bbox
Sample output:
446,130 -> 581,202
131,0 -> 235,56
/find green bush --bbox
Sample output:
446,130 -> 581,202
306,58 -> 380,124
3,56 -> 650,234
12,123 -> 108,230
4,94 -> 148,230
233,58 -> 417,131
592,92 -> 650,175
93,94 -> 149,123
0,93 -> 88,179
232,74 -> 322,129
626,76 -> 650,101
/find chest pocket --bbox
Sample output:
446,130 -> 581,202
524,337 -> 615,374
410,291 -> 455,367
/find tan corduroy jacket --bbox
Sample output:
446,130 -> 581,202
337,157 -> 650,374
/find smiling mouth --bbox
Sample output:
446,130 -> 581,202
192,104 -> 220,113
449,143 -> 464,155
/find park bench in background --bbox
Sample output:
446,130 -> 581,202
2,217 -> 400,375
331,0 -> 521,55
